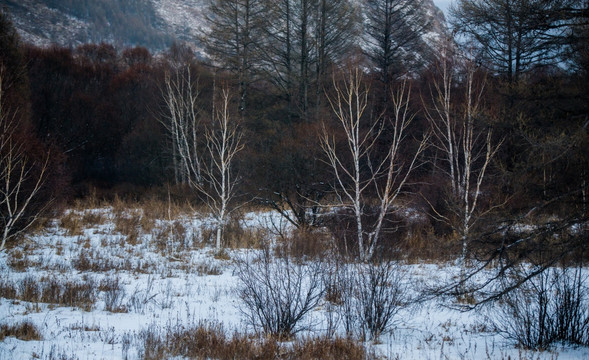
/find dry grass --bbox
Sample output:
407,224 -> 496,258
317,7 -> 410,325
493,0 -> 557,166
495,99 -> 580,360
113,212 -> 142,246
222,214 -> 267,249
60,212 -> 84,236
99,276 -> 127,313
0,275 -> 97,311
152,221 -> 191,254
195,261 -> 222,276
72,248 -> 142,273
0,321 -> 42,341
81,211 -> 106,227
274,228 -> 333,260
140,323 -> 375,360
140,195 -> 194,222
400,229 -> 460,263
291,336 -> 374,360
7,248 -> 39,271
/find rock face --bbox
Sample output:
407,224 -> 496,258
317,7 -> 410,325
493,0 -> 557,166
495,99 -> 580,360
1,0 -> 445,54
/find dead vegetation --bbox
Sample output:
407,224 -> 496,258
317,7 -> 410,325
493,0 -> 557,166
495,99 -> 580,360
140,322 -> 375,360
0,275 -> 97,311
0,321 -> 42,341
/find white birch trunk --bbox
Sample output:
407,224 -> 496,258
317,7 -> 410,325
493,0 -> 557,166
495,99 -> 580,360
322,69 -> 427,262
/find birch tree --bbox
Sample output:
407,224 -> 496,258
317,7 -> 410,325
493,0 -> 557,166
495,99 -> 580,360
0,69 -> 49,251
424,51 -> 503,278
321,69 -> 427,261
160,66 -> 202,186
199,88 -> 244,250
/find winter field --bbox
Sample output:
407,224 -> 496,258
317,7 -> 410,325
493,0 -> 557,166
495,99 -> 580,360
1,201 -> 588,360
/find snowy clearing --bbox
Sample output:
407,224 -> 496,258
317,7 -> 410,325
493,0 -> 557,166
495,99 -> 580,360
0,206 -> 588,360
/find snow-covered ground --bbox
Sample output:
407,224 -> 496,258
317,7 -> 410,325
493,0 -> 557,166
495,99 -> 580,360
0,206 -> 588,359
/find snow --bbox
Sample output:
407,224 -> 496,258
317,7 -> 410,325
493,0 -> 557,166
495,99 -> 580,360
1,207 -> 588,359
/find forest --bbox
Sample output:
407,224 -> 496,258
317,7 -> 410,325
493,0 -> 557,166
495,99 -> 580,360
0,0 -> 589,357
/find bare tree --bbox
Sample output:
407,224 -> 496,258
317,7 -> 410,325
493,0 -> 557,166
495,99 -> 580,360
424,48 -> 504,286
198,88 -> 244,250
201,0 -> 268,115
260,0 -> 359,121
0,69 -> 49,251
365,0 -> 432,88
160,66 -> 202,186
450,0 -> 577,82
321,68 -> 427,261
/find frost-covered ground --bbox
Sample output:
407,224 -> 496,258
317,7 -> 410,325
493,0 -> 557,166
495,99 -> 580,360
0,206 -> 588,359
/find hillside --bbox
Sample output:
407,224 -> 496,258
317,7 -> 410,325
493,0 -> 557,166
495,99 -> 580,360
0,0 -> 205,50
0,0 -> 444,54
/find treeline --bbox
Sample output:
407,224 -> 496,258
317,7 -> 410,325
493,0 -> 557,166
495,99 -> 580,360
1,0 -> 588,254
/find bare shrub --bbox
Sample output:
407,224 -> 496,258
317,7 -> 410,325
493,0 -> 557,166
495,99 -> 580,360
355,261 -> 409,340
235,249 -> 325,339
494,266 -> 589,350
99,276 -> 127,313
0,320 -> 42,341
323,257 -> 411,341
552,267 -> 589,345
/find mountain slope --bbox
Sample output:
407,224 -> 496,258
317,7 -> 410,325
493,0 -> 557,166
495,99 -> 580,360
1,0 -> 445,55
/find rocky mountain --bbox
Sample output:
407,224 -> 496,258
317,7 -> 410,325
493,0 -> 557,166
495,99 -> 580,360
0,0 -> 206,51
1,0 -> 445,55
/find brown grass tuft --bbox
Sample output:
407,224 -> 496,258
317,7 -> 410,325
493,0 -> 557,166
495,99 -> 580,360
1,276 -> 96,311
7,248 -> 37,271
60,212 -> 84,236
81,211 -> 106,227
292,336 -> 372,360
140,323 -> 376,360
0,321 -> 42,341
274,228 -> 332,260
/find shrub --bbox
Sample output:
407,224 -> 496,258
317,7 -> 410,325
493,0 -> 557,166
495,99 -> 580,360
494,266 -> 589,350
235,248 -> 325,339
100,276 -> 127,313
355,261 -> 410,340
323,257 -> 411,340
